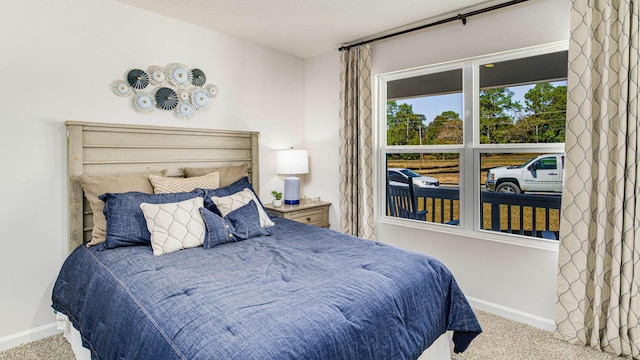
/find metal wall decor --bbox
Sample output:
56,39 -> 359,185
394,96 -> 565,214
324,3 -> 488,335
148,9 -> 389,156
155,87 -> 179,110
112,63 -> 215,119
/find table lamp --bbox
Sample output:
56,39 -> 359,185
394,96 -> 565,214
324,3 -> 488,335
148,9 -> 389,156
276,148 -> 309,205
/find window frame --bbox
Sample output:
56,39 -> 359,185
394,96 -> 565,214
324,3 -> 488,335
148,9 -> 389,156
374,41 -> 568,248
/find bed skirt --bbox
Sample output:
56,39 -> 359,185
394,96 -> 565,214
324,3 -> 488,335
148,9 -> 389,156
57,314 -> 451,360
56,313 -> 90,360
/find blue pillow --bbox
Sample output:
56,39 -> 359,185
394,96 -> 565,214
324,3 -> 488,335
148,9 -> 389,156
226,200 -> 270,240
199,208 -> 235,249
199,200 -> 269,249
199,176 -> 267,216
100,190 -> 203,249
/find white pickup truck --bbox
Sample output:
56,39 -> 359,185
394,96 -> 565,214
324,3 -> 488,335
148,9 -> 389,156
485,154 -> 564,194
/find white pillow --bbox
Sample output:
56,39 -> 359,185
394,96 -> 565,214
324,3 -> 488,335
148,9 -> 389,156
149,172 -> 220,194
140,197 -> 206,256
211,188 -> 275,228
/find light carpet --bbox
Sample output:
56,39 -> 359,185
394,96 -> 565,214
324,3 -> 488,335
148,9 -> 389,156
453,310 -> 626,359
0,310 -> 628,359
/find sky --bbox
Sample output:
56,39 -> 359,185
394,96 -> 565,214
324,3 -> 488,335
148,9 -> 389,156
397,81 -> 566,124
398,93 -> 463,124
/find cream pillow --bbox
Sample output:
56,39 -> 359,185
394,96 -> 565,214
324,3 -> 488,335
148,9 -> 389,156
149,172 -> 220,194
140,197 -> 206,256
79,170 -> 168,247
184,164 -> 248,187
211,188 -> 275,228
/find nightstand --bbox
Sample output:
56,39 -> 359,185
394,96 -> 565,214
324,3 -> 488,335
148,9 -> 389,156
263,201 -> 331,228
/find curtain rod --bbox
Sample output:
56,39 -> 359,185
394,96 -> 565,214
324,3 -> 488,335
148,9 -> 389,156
338,0 -> 531,52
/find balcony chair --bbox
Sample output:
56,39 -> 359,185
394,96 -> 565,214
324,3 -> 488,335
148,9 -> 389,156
386,177 -> 427,221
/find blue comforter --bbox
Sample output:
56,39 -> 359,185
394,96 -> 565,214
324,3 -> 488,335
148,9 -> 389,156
52,218 -> 481,359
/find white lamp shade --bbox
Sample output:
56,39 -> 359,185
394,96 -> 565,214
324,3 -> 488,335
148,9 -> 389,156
276,149 -> 309,175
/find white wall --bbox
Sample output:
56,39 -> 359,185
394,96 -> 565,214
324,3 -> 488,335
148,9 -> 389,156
304,0 -> 571,330
0,0 -> 304,349
303,53 -> 342,230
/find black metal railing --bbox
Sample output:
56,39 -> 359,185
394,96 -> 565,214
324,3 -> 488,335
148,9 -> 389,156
414,187 -> 460,224
386,185 -> 562,240
480,191 -> 561,239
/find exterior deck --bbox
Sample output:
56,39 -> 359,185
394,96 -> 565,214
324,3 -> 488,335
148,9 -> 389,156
387,185 -> 561,240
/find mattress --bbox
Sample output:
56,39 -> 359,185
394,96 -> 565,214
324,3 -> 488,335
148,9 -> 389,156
52,218 -> 481,359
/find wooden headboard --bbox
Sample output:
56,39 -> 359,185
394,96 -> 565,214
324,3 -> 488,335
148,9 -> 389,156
66,121 -> 260,253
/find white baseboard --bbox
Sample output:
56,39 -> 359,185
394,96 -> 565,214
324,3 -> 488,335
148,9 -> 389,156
0,322 -> 62,352
467,296 -> 556,332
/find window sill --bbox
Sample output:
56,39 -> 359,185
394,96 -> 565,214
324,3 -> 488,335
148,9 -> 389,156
375,216 -> 560,253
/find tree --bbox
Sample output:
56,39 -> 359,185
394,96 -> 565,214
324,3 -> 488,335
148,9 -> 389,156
425,110 -> 460,145
524,83 -> 566,115
521,83 -> 566,143
505,116 -> 540,143
435,119 -> 463,144
387,82 -> 566,148
386,100 -> 427,146
479,88 -> 522,144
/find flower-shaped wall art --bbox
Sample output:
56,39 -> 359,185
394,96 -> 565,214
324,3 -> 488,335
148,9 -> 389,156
111,63 -> 216,119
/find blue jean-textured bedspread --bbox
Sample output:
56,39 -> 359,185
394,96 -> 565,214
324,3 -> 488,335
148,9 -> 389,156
52,218 -> 481,360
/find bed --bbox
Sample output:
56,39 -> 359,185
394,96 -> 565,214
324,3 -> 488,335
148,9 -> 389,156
52,121 -> 481,360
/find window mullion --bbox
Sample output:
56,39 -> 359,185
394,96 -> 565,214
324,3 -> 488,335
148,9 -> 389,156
460,61 -> 475,231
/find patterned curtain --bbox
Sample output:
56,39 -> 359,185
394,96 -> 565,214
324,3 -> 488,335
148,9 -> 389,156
338,44 -> 375,239
556,0 -> 639,358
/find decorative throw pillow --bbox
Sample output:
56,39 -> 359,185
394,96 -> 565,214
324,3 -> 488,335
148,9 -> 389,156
149,172 -> 219,194
184,163 -> 248,187
140,197 -> 206,256
199,208 -> 235,249
100,189 -> 203,249
211,188 -> 275,228
225,200 -> 270,240
79,170 -> 168,247
199,201 -> 269,249
199,176 -> 269,217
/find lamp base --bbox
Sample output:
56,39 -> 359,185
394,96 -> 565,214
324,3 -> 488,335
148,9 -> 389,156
283,175 -> 300,205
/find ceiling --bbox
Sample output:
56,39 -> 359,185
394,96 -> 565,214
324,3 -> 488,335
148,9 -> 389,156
115,0 -> 496,59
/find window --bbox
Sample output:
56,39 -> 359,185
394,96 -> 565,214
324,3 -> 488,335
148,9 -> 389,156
378,43 -> 567,243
